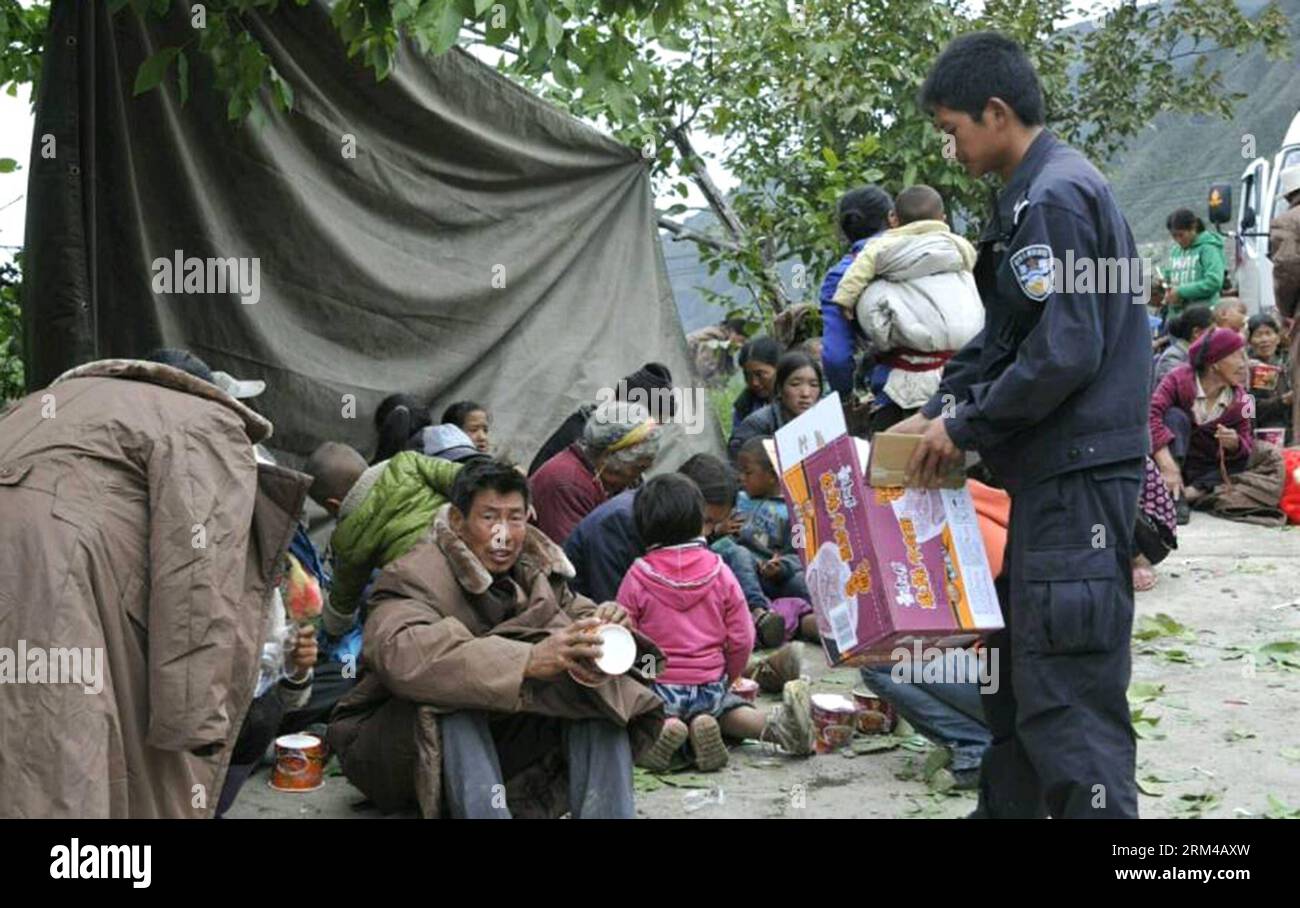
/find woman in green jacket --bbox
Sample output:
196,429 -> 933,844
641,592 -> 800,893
1165,208 -> 1226,316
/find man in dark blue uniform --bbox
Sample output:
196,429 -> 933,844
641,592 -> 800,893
896,32 -> 1151,818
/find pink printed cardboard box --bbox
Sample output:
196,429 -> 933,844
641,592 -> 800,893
772,395 -> 1003,667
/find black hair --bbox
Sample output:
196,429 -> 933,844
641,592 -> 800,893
374,393 -> 425,431
894,185 -> 945,224
738,336 -> 784,368
918,31 -> 1045,127
723,317 -> 748,335
738,436 -> 777,475
1168,305 -> 1214,342
1248,313 -> 1281,338
676,453 -> 737,507
774,351 -> 824,398
838,186 -> 894,242
619,362 -> 675,417
442,400 -> 488,428
145,348 -> 214,384
372,393 -> 432,465
449,458 -> 530,517
633,473 -> 705,548
1166,208 -> 1205,234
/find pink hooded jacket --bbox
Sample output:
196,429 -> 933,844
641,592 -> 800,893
616,541 -> 754,686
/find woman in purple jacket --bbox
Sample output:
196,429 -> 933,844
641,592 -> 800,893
1149,327 -> 1253,523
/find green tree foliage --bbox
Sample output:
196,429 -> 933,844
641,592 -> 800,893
0,258 -> 24,403
0,0 -> 45,94
0,0 -> 1290,330
522,0 -> 1290,311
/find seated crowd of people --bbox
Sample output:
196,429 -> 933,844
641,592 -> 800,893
299,364 -> 824,818
310,182 -> 1296,816
3,170 -> 1294,821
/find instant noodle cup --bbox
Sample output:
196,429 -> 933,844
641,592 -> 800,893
1250,362 -> 1280,392
1255,427 -> 1286,448
568,623 -> 636,687
811,693 -> 858,753
822,724 -> 854,750
851,688 -> 898,735
594,624 -> 636,675
269,733 -> 326,792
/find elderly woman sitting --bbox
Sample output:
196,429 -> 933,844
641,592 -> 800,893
1150,327 -> 1253,523
530,401 -> 664,544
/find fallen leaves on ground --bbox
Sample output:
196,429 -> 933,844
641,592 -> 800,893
1264,795 -> 1300,819
1173,790 -> 1222,817
1130,707 -> 1166,740
1134,613 -> 1196,643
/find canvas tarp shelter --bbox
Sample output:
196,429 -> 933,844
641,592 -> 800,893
22,0 -> 722,466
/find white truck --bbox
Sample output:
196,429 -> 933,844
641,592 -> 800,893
1214,109 -> 1300,315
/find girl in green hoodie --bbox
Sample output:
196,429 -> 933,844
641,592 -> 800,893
1165,208 -> 1226,316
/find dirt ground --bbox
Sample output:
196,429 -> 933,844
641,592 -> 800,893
227,515 -> 1300,820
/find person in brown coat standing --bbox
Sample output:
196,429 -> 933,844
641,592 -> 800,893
1270,165 -> 1300,436
0,353 -> 308,818
328,459 -> 665,819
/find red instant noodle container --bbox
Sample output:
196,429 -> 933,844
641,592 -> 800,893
269,733 -> 326,792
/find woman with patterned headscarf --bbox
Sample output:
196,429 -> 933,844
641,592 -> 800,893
531,401 -> 664,544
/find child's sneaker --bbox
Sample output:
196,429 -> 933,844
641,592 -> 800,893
640,717 -> 688,773
689,714 -> 729,772
753,608 -> 785,649
746,644 -> 803,694
760,679 -> 814,756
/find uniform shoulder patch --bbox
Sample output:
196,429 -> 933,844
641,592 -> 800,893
1009,243 -> 1055,302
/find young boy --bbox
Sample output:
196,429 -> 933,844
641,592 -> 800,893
712,436 -> 817,648
831,184 -> 985,434
1214,298 -> 1248,338
305,433 -> 477,636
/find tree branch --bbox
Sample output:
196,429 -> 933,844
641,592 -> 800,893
657,216 -> 740,252
1165,45 -> 1233,62
667,125 -> 791,313
461,25 -> 521,56
669,125 -> 744,237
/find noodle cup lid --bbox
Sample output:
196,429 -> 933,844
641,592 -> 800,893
594,624 -> 636,675
276,733 -> 321,750
811,693 -> 857,713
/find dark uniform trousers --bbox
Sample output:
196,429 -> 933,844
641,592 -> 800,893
981,459 -> 1142,818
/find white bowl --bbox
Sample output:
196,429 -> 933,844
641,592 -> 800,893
594,624 -> 636,675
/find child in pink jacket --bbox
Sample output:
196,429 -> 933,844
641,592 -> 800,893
618,474 -> 814,772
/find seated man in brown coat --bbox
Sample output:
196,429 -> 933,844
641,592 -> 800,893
328,459 -> 665,818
